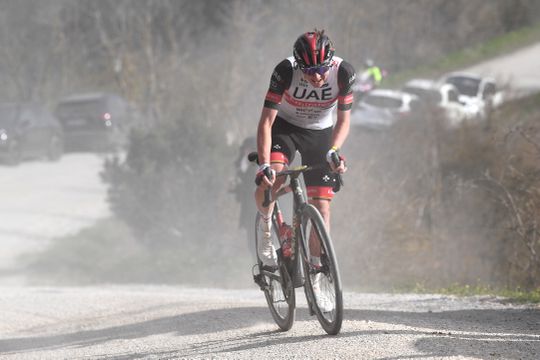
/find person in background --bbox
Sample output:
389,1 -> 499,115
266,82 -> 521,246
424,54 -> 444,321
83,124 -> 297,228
363,58 -> 383,87
231,136 -> 257,253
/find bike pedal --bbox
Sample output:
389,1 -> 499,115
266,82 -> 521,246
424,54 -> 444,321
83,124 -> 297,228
261,264 -> 278,272
253,273 -> 267,291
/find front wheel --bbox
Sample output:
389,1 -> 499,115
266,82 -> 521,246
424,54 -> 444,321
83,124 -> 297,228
300,204 -> 343,335
255,213 -> 295,331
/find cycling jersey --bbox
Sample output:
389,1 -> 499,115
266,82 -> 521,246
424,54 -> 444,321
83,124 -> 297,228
264,56 -> 356,130
261,56 -> 356,200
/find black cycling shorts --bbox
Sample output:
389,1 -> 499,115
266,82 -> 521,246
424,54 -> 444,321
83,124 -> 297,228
270,116 -> 339,199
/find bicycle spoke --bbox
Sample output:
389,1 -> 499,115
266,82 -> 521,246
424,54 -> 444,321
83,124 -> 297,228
255,213 -> 296,331
301,204 -> 343,335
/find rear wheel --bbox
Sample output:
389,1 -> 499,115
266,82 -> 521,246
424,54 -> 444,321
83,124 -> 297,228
300,204 -> 343,335
255,213 -> 295,331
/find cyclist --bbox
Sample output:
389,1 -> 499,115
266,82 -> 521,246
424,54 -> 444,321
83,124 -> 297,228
362,58 -> 383,87
231,136 -> 257,253
254,30 -> 355,311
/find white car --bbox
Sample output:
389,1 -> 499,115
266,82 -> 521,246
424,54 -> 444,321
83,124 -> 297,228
439,72 -> 503,120
402,78 -> 479,128
350,89 -> 419,131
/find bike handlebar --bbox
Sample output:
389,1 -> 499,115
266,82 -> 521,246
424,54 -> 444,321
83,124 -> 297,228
247,151 -> 344,207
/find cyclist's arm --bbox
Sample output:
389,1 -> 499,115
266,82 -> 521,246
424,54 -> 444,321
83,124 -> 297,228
258,59 -> 292,165
257,107 -> 278,165
332,60 -> 356,150
332,109 -> 350,151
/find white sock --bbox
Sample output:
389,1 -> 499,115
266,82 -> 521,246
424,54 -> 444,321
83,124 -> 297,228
259,212 -> 272,233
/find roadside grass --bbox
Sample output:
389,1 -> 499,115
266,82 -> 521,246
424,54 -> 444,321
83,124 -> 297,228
404,282 -> 540,304
22,218 -> 252,287
386,21 -> 540,87
22,218 -> 148,284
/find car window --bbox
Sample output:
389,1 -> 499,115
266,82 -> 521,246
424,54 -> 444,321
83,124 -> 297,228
363,94 -> 403,109
403,87 -> 441,105
56,99 -> 105,119
445,76 -> 480,97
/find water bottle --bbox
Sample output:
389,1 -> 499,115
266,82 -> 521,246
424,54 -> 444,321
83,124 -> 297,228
279,222 -> 293,258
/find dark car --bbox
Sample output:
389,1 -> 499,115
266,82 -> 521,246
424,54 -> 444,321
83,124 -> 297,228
0,103 -> 64,165
55,92 -> 137,151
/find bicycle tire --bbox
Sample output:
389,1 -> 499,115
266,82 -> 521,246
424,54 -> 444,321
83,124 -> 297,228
255,213 -> 296,331
300,204 -> 343,335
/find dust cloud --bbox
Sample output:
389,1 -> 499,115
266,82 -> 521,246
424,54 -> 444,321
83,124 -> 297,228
1,0 -> 539,290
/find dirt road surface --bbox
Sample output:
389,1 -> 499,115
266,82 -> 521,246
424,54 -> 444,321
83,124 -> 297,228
0,154 -> 110,285
0,286 -> 538,359
465,41 -> 540,91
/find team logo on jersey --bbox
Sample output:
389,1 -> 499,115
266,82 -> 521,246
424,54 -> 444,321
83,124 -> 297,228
292,87 -> 333,101
272,70 -> 282,82
322,175 -> 331,182
272,144 -> 282,150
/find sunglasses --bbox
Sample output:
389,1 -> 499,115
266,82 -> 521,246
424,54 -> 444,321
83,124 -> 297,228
301,65 -> 330,75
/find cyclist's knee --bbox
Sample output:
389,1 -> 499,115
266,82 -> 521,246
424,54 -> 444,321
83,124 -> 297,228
309,198 -> 331,222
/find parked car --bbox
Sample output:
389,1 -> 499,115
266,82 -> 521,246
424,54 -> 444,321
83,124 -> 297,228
350,89 -> 419,131
0,103 -> 64,165
55,92 -> 137,151
439,72 -> 502,119
402,78 -> 479,128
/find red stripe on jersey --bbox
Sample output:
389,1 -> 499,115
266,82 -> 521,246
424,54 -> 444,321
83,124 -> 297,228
270,152 -> 289,165
265,91 -> 282,104
338,93 -> 354,105
307,186 -> 335,200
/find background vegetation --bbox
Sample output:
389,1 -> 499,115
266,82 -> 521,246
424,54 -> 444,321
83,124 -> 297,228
9,0 -> 540,293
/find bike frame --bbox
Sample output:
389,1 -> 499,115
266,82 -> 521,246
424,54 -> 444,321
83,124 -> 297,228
252,155 -> 344,334
270,166 -> 315,287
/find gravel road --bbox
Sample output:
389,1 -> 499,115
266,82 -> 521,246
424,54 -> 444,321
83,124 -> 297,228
1,43 -> 540,359
0,286 -> 538,359
0,154 -> 110,286
465,41 -> 540,91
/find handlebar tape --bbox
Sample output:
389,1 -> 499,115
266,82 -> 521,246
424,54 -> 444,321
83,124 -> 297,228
261,167 -> 272,208
330,152 -> 344,189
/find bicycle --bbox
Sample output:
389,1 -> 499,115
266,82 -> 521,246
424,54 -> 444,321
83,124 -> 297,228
249,152 -> 343,335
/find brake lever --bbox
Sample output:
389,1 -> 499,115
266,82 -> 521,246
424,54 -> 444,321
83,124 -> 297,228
330,152 -> 344,188
262,167 -> 272,208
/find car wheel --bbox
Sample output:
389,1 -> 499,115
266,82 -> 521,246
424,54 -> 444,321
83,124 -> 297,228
6,140 -> 22,166
47,135 -> 64,161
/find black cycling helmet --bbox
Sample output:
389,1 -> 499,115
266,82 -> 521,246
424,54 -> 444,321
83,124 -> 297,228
293,30 -> 335,69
